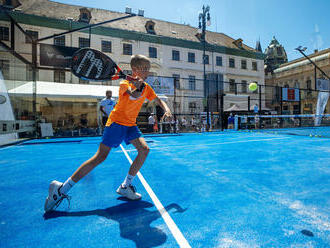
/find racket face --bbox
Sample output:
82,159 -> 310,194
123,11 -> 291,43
71,48 -> 121,81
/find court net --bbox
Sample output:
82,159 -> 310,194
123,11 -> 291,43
234,114 -> 330,138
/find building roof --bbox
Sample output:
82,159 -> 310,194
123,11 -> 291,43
14,0 -> 257,52
276,48 -> 330,69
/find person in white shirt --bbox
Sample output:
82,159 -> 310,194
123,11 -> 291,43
191,116 -> 197,131
100,90 -> 116,126
181,117 -> 187,130
148,113 -> 155,133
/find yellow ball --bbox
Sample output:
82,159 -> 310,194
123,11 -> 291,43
249,82 -> 258,91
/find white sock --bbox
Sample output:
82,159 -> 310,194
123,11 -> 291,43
60,177 -> 75,195
122,174 -> 135,187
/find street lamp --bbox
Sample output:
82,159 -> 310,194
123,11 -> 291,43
198,5 -> 211,131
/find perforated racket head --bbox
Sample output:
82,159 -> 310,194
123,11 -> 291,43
71,48 -> 124,81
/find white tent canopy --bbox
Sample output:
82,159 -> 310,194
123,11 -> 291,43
8,81 -> 169,102
8,81 -> 119,99
223,94 -> 269,112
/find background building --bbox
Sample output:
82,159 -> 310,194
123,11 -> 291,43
264,36 -> 288,74
265,48 -> 330,114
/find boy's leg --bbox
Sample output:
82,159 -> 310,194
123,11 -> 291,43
71,143 -> 111,183
128,137 -> 149,176
44,143 -> 111,212
117,137 -> 149,200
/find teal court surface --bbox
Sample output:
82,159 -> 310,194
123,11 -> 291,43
0,131 -> 329,247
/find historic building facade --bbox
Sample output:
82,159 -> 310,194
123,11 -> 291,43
0,0 -> 265,130
265,47 -> 330,114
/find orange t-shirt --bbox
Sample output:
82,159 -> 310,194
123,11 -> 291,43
106,80 -> 157,127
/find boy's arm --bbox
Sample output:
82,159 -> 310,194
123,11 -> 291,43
153,97 -> 172,120
124,77 -> 145,98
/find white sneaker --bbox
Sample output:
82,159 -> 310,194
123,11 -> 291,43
44,180 -> 69,212
116,184 -> 142,200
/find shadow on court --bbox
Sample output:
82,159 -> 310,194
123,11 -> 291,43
43,200 -> 187,248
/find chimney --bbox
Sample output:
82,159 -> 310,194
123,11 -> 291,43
125,7 -> 132,14
138,9 -> 144,17
314,49 -> 318,53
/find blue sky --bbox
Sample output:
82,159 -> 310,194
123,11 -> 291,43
55,0 -> 329,61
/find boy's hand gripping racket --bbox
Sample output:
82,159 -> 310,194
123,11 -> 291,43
71,48 -> 145,91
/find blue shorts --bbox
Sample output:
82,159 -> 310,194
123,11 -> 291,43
101,122 -> 142,148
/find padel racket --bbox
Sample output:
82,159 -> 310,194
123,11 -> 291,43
71,48 -> 135,82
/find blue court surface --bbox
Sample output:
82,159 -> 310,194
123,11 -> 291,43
0,132 -> 329,247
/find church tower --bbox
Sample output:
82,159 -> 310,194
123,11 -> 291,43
264,36 -> 288,73
255,39 -> 262,53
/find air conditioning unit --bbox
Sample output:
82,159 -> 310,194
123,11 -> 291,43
125,7 -> 132,14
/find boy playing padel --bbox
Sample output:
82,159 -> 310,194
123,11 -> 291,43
44,55 -> 172,212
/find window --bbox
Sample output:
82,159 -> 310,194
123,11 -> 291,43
26,65 -> 39,81
79,37 -> 90,48
229,58 -> 235,68
241,60 -> 247,69
276,47 -> 283,56
216,56 -> 222,66
188,52 -> 195,63
0,60 -> 10,79
149,47 -> 157,58
241,80 -> 247,93
101,40 -> 112,53
252,61 -> 258,71
294,81 -> 300,89
173,74 -> 180,89
147,24 -> 155,33
174,102 -> 181,111
79,8 -> 91,23
172,50 -> 180,61
306,80 -> 312,89
123,43 -> 132,55
54,70 -> 66,83
203,55 -> 209,64
54,35 -> 65,46
82,13 -> 88,20
0,26 -> 9,41
189,102 -> 197,113
25,30 -> 38,43
229,79 -> 236,92
188,75 -> 196,90
145,20 -> 156,34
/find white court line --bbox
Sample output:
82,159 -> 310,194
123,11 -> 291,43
120,144 -> 191,248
